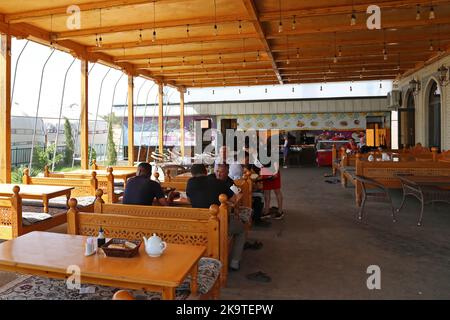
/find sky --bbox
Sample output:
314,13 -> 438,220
11,38 -> 392,121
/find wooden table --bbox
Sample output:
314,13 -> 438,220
64,169 -> 136,186
0,184 -> 74,213
397,175 -> 450,187
171,172 -> 192,182
0,232 -> 205,300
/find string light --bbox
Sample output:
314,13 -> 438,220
416,5 -> 421,20
152,1 -> 156,42
292,15 -> 296,30
219,53 -> 222,64
213,0 -> 218,36
429,40 -> 434,51
182,56 -> 185,66
50,14 -> 54,47
296,48 -> 300,59
278,0 -> 283,33
238,20 -> 242,34
333,32 -> 338,63
147,58 -> 151,67
256,50 -> 260,61
286,36 -> 290,65
429,4 -> 435,20
186,24 -> 190,37
351,0 -> 356,26
160,45 -> 163,74
139,29 -> 143,43
242,38 -> 246,68
338,46 -> 342,57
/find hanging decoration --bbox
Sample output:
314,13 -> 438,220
152,1 -> 157,42
278,0 -> 283,33
213,0 -> 218,36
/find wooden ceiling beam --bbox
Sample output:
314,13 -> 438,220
270,37 -> 450,53
56,15 -> 249,40
241,0 -> 283,85
259,0 -> 450,21
5,0 -> 187,23
266,17 -> 450,38
136,57 -> 269,69
114,46 -> 264,62
87,32 -> 257,51
181,74 -> 397,88
0,19 -> 161,81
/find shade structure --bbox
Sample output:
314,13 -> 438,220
0,0 -> 449,90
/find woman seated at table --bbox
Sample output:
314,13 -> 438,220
123,162 -> 172,206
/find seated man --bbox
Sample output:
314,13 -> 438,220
215,146 -> 243,180
186,164 -> 246,271
123,162 -> 170,206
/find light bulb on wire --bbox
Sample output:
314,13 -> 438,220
429,6 -> 435,19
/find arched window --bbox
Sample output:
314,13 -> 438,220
398,91 -> 415,148
428,81 -> 441,150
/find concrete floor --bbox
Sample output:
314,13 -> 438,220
1,166 -> 450,299
221,167 -> 450,299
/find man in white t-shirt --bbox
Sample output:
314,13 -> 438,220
214,146 -> 243,180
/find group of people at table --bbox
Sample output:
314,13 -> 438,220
121,146 -> 284,271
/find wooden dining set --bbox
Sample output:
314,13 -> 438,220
331,144 -> 450,226
0,160 -> 254,300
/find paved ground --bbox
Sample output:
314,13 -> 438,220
1,166 -> 449,299
221,166 -> 450,299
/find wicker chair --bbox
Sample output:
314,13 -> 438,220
354,175 -> 397,222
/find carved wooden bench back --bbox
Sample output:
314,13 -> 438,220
44,166 -> 118,203
67,198 -> 223,285
92,191 -> 230,285
23,168 -> 98,198
0,187 -> 22,240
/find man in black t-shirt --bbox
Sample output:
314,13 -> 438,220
186,164 -> 246,271
186,164 -> 235,208
123,162 -> 170,206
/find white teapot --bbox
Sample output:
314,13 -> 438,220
143,233 -> 167,257
368,154 -> 375,162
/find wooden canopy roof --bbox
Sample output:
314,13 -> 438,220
1,0 -> 450,90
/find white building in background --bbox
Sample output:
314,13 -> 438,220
11,108 -> 108,166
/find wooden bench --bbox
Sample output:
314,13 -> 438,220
354,153 -> 450,206
23,168 -> 98,211
45,166 -> 122,204
67,198 -> 224,299
0,186 -> 67,240
92,189 -> 230,287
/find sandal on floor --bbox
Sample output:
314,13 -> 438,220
246,271 -> 271,283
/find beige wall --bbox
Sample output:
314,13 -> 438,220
398,55 -> 450,150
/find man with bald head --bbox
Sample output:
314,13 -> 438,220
123,162 -> 170,206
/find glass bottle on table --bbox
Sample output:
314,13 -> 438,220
97,226 -> 106,248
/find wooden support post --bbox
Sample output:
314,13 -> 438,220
158,83 -> 164,153
127,75 -> 134,166
179,88 -> 185,157
80,60 -> 89,169
0,34 -> 12,183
